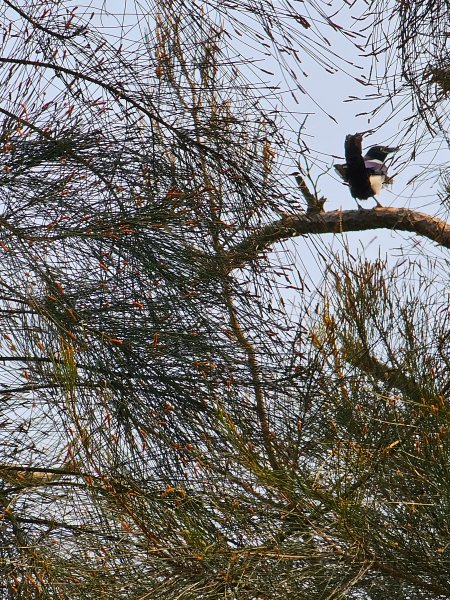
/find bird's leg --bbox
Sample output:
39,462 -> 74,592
373,197 -> 383,208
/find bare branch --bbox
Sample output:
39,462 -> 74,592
292,172 -> 325,214
228,207 -> 450,268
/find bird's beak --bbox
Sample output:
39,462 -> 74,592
384,147 -> 399,154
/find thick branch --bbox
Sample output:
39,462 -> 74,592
228,207 -> 450,268
343,341 -> 436,402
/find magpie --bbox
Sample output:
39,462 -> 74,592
334,134 -> 398,208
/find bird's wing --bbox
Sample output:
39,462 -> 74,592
364,159 -> 388,175
334,164 -> 348,180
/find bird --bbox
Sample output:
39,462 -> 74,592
334,134 -> 398,208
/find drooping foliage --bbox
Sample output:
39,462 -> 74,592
0,1 -> 448,598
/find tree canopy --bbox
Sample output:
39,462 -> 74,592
0,1 -> 448,598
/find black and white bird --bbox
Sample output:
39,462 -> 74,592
335,134 -> 398,208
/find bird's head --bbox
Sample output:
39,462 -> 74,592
364,145 -> 399,162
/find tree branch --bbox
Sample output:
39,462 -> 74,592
228,207 -> 450,268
